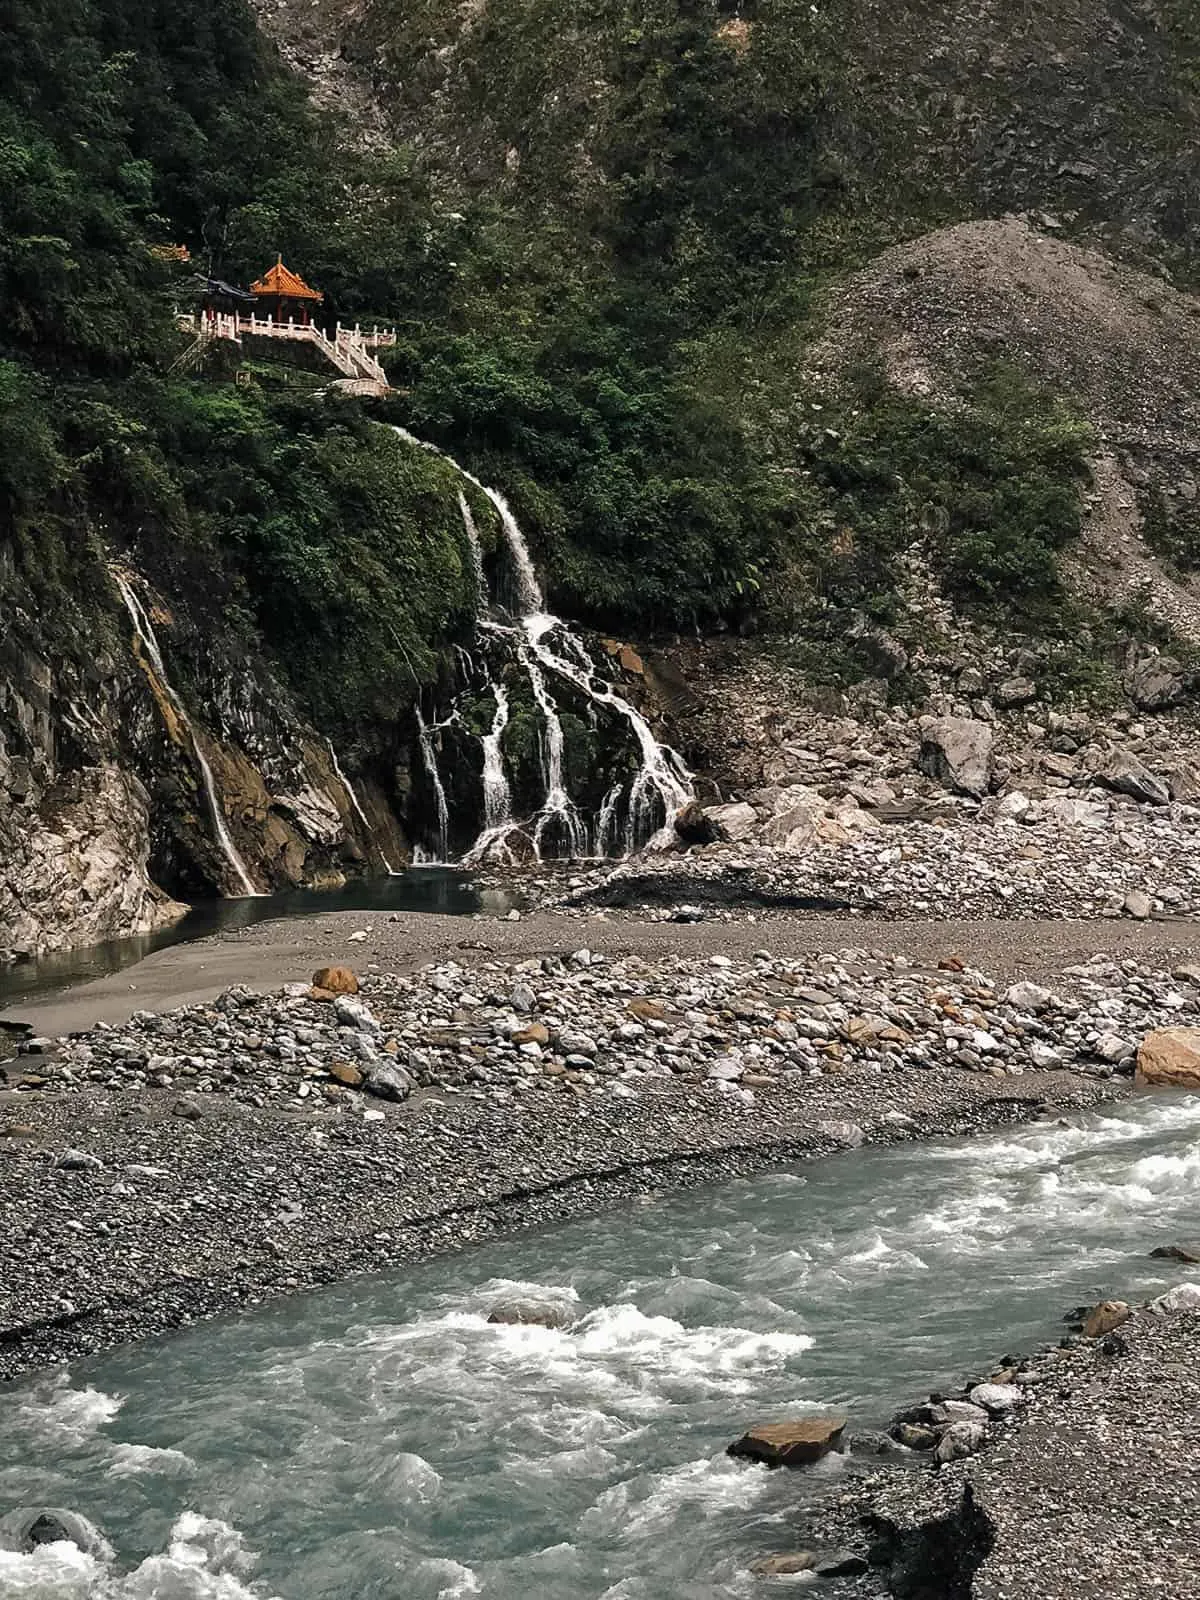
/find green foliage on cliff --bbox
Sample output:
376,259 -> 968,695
800,365 -> 1094,620
0,0 -> 1116,701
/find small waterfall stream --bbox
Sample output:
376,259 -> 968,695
391,428 -> 692,862
327,741 -> 397,875
113,574 -> 261,898
414,707 -> 452,863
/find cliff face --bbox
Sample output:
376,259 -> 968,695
7,0 -> 1200,957
0,530 -> 408,958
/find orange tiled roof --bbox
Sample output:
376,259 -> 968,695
250,257 -> 323,301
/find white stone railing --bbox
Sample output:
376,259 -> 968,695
174,312 -> 396,386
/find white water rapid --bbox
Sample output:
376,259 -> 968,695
327,741 -> 397,875
7,1097 -> 1200,1599
390,427 -> 692,862
113,573 -> 260,898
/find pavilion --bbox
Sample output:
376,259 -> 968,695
250,257 -> 324,327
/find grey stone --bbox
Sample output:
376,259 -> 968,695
917,717 -> 995,798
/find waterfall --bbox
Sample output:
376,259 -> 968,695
389,425 -> 693,862
596,782 -> 623,858
480,684 -> 513,829
414,707 -> 451,861
113,573 -> 261,898
457,491 -> 486,611
327,740 -> 397,875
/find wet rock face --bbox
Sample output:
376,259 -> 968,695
0,762 -> 187,958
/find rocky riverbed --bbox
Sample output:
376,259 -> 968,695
863,1293 -> 1200,1599
8,932 -> 1200,1381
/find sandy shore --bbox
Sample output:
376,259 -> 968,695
4,906 -> 1200,1037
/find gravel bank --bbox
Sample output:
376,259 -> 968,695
7,925 -> 1173,1382
0,1065 -> 1118,1384
5,906 -> 1200,1037
868,1299 -> 1200,1599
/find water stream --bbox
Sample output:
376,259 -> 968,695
390,429 -> 692,863
4,1095 -> 1199,1598
113,574 -> 261,898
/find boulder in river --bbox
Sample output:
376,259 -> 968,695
1150,1243 -> 1200,1263
727,1416 -> 847,1468
1082,1300 -> 1131,1338
1135,1028 -> 1200,1088
0,1507 -> 111,1557
487,1300 -> 575,1329
749,1552 -> 817,1577
917,717 -> 995,798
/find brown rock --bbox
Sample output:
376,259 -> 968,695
308,987 -> 336,1002
311,965 -> 359,996
326,1061 -> 364,1088
893,1422 -> 938,1451
727,1417 -> 847,1468
1082,1300 -> 1131,1338
627,999 -> 669,1023
512,1023 -> 550,1046
1150,1243 -> 1200,1263
749,1553 -> 817,1577
1136,1028 -> 1200,1088
617,644 -> 644,677
2,1123 -> 37,1139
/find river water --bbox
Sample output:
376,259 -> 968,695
3,1095 -> 1200,1598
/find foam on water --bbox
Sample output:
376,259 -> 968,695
14,1385 -> 123,1444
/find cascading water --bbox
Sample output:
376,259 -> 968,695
8,1097 -> 1200,1600
390,427 -> 692,862
414,707 -> 451,863
113,573 -> 261,898
327,741 -> 397,875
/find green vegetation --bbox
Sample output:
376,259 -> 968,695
1,0 -> 1112,722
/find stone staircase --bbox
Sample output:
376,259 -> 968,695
176,312 -> 395,394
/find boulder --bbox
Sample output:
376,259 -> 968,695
363,1061 -> 414,1102
511,1022 -> 551,1046
1149,1243 -> 1200,1263
727,1416 -> 847,1468
1136,1028 -> 1200,1088
892,1422 -> 938,1450
994,676 -> 1037,708
1082,1300 -> 1131,1338
1125,656 -> 1186,711
311,965 -> 359,995
326,1060 -> 364,1088
1123,890 -> 1153,921
749,1553 -> 817,1577
815,1553 -> 870,1579
917,717 -> 995,798
968,1382 -> 1020,1415
1151,1283 -> 1200,1315
1165,764 -> 1200,803
934,1421 -> 986,1463
0,1507 -> 111,1557
704,801 -> 758,842
673,801 -> 721,846
487,1300 -> 575,1329
1095,749 -> 1170,806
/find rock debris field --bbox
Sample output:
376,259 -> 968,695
5,937 -> 1200,1378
